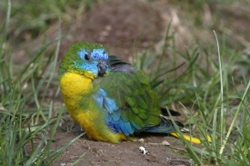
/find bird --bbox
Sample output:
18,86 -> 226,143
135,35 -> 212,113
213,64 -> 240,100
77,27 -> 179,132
58,42 -> 201,144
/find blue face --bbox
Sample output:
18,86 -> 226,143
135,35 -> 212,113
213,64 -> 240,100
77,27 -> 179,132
78,48 -> 108,61
76,48 -> 109,77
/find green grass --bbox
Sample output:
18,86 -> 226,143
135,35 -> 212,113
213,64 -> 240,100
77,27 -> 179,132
0,1 -> 86,165
1,0 -> 250,165
134,25 -> 250,165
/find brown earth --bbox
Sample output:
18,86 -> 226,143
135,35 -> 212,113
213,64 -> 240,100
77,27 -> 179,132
52,126 -> 193,166
8,0 -> 250,165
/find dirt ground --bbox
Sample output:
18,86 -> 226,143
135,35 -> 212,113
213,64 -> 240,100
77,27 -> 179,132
10,0 -> 250,165
53,125 -> 194,166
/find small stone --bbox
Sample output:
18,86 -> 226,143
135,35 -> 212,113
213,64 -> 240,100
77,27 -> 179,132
139,146 -> 149,155
138,138 -> 145,142
162,140 -> 170,146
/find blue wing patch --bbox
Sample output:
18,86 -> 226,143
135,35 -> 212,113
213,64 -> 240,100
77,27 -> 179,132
94,88 -> 137,136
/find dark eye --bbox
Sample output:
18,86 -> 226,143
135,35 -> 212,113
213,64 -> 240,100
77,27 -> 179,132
84,53 -> 90,61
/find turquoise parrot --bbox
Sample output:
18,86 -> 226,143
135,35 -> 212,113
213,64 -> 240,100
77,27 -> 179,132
58,42 -> 200,144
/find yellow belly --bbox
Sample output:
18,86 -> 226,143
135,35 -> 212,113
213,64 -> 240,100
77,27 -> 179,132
71,109 -> 127,143
60,72 -> 127,143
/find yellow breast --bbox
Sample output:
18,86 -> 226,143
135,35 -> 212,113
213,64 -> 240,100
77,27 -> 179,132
59,72 -> 93,110
59,71 -> 128,143
60,72 -> 92,95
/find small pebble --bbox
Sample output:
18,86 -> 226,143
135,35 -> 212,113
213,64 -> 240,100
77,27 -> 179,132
162,140 -> 170,146
138,138 -> 145,142
139,146 -> 149,155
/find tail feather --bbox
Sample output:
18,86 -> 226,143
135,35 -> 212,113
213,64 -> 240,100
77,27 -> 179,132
144,115 -> 208,144
144,115 -> 183,133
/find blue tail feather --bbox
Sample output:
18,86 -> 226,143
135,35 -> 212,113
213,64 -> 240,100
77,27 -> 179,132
144,116 -> 184,133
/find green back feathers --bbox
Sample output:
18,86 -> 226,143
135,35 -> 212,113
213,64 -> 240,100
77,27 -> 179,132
93,60 -> 161,129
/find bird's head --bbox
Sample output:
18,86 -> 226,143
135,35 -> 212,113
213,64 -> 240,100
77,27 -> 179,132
59,42 -> 110,79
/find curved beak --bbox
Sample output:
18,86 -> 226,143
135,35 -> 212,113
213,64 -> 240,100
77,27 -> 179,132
97,60 -> 108,77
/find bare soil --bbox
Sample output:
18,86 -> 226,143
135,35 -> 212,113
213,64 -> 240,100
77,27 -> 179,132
52,126 -> 193,166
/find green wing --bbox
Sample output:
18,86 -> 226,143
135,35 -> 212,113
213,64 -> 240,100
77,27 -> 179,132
92,56 -> 161,136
